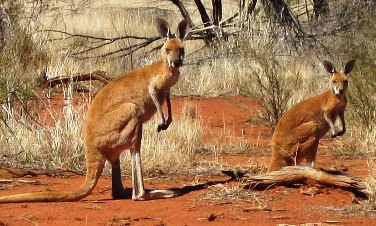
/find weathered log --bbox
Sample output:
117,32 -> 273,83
40,70 -> 111,89
223,166 -> 368,199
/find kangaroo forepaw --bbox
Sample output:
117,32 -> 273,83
157,123 -> 169,132
337,130 -> 346,137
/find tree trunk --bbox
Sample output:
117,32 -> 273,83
269,0 -> 294,25
194,0 -> 216,42
212,0 -> 222,26
313,0 -> 330,18
247,0 -> 258,16
169,0 -> 195,27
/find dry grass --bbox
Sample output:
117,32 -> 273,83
365,160 -> 376,211
120,102 -> 203,175
0,87 -> 87,170
0,92 -> 203,175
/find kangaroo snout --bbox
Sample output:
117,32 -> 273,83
333,86 -> 344,95
167,58 -> 183,68
173,59 -> 183,67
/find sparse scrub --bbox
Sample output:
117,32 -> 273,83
0,1 -> 47,102
239,45 -> 300,129
326,6 -> 376,159
0,90 -> 87,170
344,16 -> 376,129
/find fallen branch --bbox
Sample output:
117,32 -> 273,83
223,166 -> 368,199
40,70 -> 111,89
0,179 -> 38,184
5,168 -> 85,178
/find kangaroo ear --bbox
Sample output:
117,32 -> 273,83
323,60 -> 336,74
155,18 -> 172,38
175,19 -> 190,40
344,59 -> 355,74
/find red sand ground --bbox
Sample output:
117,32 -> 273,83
0,96 -> 374,226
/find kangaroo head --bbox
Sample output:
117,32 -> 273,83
155,18 -> 190,68
323,60 -> 355,95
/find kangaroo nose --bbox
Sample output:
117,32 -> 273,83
174,59 -> 183,67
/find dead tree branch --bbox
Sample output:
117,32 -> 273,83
169,0 -> 194,27
223,166 -> 368,199
212,0 -> 222,26
313,0 -> 330,18
269,0 -> 304,35
41,1 -> 362,59
40,70 -> 111,89
44,29 -> 161,59
194,0 -> 216,42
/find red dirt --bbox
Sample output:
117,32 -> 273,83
0,96 -> 374,226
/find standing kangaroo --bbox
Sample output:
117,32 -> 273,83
267,60 -> 356,172
0,18 -> 190,203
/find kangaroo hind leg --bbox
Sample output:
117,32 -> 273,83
130,119 -> 176,200
293,121 -> 320,167
111,158 -> 132,199
304,140 -> 320,167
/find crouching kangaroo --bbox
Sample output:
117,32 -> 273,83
0,18 -> 190,203
267,60 -> 356,172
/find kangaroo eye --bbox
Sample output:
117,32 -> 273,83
332,80 -> 336,83
165,48 -> 171,53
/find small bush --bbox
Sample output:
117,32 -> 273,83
239,44 -> 300,129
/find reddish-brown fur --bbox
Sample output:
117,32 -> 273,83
267,60 -> 356,172
0,18 -> 190,203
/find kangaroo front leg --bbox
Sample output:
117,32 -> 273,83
336,111 -> 346,136
148,84 -> 167,132
324,112 -> 337,138
159,90 -> 172,131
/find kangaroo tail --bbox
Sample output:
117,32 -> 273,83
0,150 -> 106,203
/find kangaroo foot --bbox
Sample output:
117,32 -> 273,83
112,188 -> 133,199
134,189 -> 178,201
